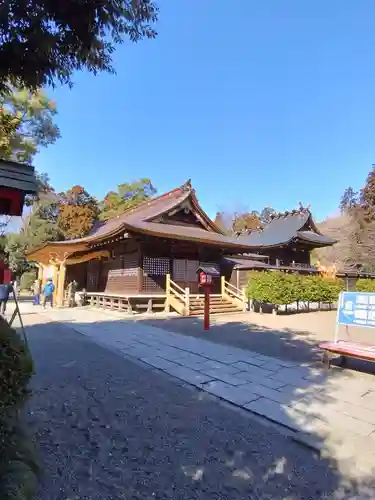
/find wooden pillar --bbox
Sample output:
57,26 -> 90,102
137,247 -> 143,292
51,264 -> 59,304
56,262 -> 67,307
37,264 -> 44,281
242,286 -> 247,311
185,287 -> 190,316
165,273 -> 171,312
221,275 -> 225,296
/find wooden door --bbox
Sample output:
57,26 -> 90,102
172,259 -> 199,293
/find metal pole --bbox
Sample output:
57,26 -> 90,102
8,286 -> 28,348
204,286 -> 210,330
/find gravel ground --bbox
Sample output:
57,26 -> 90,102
24,317 -> 373,499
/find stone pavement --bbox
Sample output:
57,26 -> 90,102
17,303 -> 375,476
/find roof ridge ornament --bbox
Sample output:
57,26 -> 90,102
181,179 -> 192,192
298,202 -> 311,213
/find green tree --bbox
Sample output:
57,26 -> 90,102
100,178 -> 157,220
339,186 -> 358,214
6,205 -> 62,274
0,88 -> 60,163
360,165 -> 375,221
0,0 -> 159,93
259,207 -> 276,224
5,233 -> 28,275
0,106 -> 19,159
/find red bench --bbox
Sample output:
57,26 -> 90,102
319,340 -> 375,368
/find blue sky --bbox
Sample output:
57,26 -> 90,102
34,0 -> 375,222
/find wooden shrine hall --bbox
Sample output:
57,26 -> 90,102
26,180 -> 336,316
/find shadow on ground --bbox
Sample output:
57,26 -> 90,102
135,314 -> 375,376
17,310 -> 375,498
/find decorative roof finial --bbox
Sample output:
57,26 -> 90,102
181,179 -> 192,192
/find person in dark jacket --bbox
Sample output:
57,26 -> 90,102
0,282 -> 13,315
43,278 -> 55,308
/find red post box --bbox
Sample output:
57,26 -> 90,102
197,266 -> 220,330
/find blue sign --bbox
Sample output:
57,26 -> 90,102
337,291 -> 375,328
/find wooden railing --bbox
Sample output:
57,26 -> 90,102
221,277 -> 247,311
165,274 -> 189,315
277,260 -> 317,270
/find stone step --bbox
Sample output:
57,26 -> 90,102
189,298 -> 240,304
189,309 -> 242,316
189,305 -> 242,314
189,302 -> 239,309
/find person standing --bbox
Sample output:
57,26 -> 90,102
0,282 -> 13,315
43,278 -> 55,308
33,279 -> 42,305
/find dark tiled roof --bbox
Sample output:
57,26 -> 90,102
0,159 -> 37,194
223,257 -> 318,273
223,257 -> 272,269
226,253 -> 268,261
125,220 -> 257,250
296,231 -> 336,245
238,210 -> 336,248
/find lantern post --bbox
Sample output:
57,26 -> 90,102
197,266 -> 220,331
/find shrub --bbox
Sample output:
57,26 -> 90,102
356,278 -> 375,293
321,277 -> 344,303
20,270 -> 37,292
0,318 -> 33,416
247,271 -> 273,303
299,275 -> 319,303
246,271 -> 344,308
0,318 -> 38,500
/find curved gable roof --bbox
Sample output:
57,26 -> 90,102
44,180 -> 224,246
27,181 -> 262,259
239,210 -> 337,248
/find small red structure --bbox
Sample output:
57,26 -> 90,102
0,159 -> 38,216
197,266 -> 220,330
0,159 -> 37,284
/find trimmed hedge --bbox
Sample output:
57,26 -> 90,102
246,271 -> 344,308
0,318 -> 39,500
355,278 -> 375,293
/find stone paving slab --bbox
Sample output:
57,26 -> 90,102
204,380 -> 259,405
26,305 -> 375,473
200,368 -> 250,386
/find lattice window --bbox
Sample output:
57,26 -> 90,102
143,257 -> 170,276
